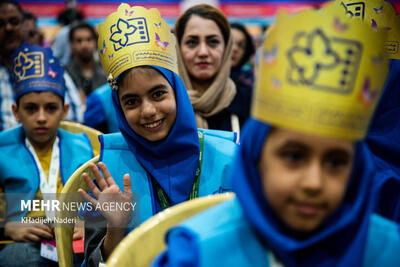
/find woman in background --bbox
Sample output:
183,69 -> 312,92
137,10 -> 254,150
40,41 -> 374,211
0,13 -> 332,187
175,4 -> 240,133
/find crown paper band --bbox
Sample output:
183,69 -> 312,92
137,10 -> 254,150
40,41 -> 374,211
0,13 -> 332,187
336,0 -> 400,59
98,3 -> 178,87
12,43 -> 65,100
252,5 -> 389,140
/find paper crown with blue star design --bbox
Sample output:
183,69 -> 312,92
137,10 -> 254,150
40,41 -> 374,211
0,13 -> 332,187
12,43 -> 65,101
252,4 -> 389,140
335,0 -> 400,59
98,3 -> 177,89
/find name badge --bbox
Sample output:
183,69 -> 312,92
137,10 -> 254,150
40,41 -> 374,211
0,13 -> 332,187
40,239 -> 58,262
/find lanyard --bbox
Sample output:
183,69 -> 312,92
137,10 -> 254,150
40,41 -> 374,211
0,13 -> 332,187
152,131 -> 204,210
25,137 -> 60,220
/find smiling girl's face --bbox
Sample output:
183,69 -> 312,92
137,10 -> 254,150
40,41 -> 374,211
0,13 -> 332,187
118,67 -> 177,142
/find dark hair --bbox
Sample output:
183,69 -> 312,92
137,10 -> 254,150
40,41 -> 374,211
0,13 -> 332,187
175,4 -> 230,46
57,8 -> 83,26
23,11 -> 37,23
69,21 -> 97,42
230,23 -> 255,70
0,0 -> 23,16
116,66 -> 156,89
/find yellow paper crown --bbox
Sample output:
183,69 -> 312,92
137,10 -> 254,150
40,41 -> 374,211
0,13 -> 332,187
252,5 -> 389,140
97,3 -> 177,85
336,0 -> 400,59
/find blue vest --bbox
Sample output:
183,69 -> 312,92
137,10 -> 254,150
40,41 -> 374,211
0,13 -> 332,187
97,128 -> 237,230
0,126 -> 94,221
172,198 -> 400,267
85,83 -> 119,133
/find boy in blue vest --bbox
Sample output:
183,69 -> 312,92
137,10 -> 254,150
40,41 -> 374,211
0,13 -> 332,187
0,43 -> 93,266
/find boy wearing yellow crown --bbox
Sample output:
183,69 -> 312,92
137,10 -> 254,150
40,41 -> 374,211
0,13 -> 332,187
77,4 -> 237,266
0,43 -> 93,266
153,4 -> 400,267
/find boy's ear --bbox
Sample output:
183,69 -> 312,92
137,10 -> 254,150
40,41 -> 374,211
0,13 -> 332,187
62,103 -> 70,121
11,103 -> 20,122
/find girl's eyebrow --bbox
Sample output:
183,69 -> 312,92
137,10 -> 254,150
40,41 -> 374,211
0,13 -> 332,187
120,84 -> 168,101
279,140 -> 309,151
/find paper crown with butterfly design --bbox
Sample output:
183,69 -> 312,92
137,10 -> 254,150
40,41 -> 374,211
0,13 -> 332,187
12,43 -> 65,101
252,3 -> 389,140
335,0 -> 400,59
98,3 -> 177,89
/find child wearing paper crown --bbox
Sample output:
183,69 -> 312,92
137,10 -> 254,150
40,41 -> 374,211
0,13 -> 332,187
153,4 -> 400,267
0,43 -> 93,266
77,4 -> 237,266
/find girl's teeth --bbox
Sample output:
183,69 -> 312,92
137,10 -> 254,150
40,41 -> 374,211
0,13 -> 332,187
145,120 -> 162,128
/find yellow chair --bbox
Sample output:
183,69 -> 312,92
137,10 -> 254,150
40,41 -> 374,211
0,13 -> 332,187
55,155 -> 99,267
59,121 -> 103,156
0,186 -> 12,245
106,192 -> 235,267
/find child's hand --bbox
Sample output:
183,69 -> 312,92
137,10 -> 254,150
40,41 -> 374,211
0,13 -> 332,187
73,225 -> 84,240
4,221 -> 54,242
78,162 -> 133,228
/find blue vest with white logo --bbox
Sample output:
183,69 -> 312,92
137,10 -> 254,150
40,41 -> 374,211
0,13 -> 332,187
0,126 -> 94,221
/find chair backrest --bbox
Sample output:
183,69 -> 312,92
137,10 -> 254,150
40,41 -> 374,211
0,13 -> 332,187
59,121 -> 103,156
106,192 -> 235,267
0,186 -> 11,244
55,155 -> 99,267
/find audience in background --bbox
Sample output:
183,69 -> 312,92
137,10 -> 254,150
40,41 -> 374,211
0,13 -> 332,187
229,23 -> 255,127
51,7 -> 83,66
22,11 -> 43,46
65,21 -> 106,101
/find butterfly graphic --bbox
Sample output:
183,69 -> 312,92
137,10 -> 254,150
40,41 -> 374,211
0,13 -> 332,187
155,32 -> 169,50
110,19 -> 136,48
108,54 -> 114,60
48,66 -> 57,78
373,6 -> 383,14
359,77 -> 379,106
333,17 -> 348,32
100,40 -> 106,55
371,19 -> 378,31
154,22 -> 162,29
125,9 -> 134,16
263,45 -> 278,64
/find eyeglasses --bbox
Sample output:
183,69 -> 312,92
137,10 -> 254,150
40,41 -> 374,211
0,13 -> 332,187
0,17 -> 22,29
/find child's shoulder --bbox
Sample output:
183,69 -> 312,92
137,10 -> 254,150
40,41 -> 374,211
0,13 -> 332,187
364,214 -> 400,266
0,126 -> 24,147
199,128 -> 239,145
